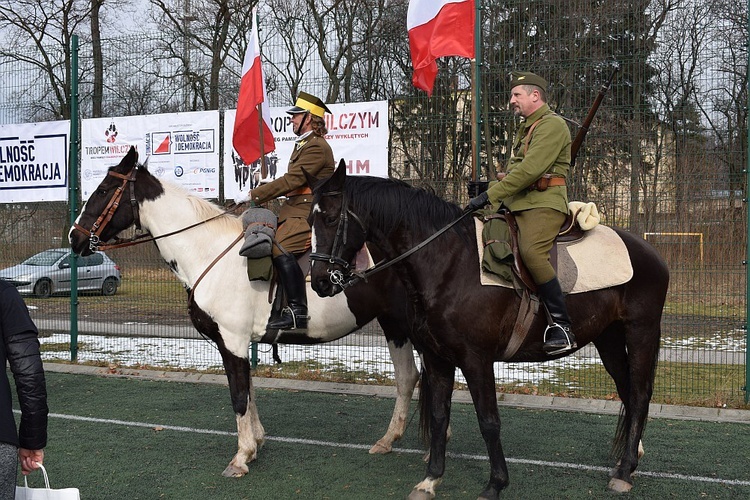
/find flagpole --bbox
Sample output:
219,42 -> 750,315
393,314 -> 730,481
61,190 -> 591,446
471,0 -> 482,183
255,8 -> 267,180
257,103 -> 267,178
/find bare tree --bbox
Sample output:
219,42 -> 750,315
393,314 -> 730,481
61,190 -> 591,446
148,0 -> 256,110
90,0 -> 105,117
0,0 -> 94,120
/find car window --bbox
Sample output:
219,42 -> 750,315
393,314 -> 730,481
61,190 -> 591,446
85,254 -> 104,267
23,250 -> 67,266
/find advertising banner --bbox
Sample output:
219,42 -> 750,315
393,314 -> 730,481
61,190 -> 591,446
81,111 -> 220,200
223,100 -> 388,200
0,120 -> 69,203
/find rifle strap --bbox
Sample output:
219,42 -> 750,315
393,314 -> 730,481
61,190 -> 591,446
522,113 -> 555,156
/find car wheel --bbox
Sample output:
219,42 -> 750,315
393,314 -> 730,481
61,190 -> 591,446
101,277 -> 118,296
33,279 -> 53,298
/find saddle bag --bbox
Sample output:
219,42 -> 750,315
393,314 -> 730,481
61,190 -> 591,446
480,211 -> 513,282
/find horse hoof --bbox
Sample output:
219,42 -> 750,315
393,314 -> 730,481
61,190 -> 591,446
221,464 -> 248,478
408,488 -> 435,500
369,441 -> 392,454
607,478 -> 633,493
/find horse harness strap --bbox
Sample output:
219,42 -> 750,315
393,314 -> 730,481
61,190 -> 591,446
73,167 -> 140,251
358,210 -> 474,281
188,232 -> 245,306
498,288 -> 538,361
484,211 -> 537,293
483,209 -> 585,359
310,190 -> 368,285
314,206 -> 475,289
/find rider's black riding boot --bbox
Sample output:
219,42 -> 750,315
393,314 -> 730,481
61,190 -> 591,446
537,277 -> 577,355
267,253 -> 308,331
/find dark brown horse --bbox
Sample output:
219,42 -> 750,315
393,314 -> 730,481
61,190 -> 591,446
68,147 -> 421,477
306,162 -> 669,499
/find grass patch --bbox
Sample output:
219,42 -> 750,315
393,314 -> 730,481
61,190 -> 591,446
253,359 -> 397,385
40,342 -> 83,353
54,356 -> 747,410
490,360 -> 748,409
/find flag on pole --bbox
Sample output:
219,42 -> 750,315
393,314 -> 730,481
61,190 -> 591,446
233,8 -> 275,165
407,0 -> 475,96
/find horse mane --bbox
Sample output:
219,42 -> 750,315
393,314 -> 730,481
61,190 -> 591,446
160,179 -> 242,233
344,176 -> 467,237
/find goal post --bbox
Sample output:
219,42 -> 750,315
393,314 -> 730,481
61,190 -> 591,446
642,232 -> 704,267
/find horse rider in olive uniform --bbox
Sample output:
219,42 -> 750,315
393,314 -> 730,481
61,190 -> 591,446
466,71 -> 577,355
236,92 -> 335,331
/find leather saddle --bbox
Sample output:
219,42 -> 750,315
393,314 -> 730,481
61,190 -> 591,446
483,209 -> 584,294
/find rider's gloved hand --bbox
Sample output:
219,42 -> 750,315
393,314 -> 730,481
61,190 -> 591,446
235,191 -> 252,204
464,191 -> 490,212
467,180 -> 489,198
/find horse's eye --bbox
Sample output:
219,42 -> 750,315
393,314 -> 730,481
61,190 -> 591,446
324,213 -> 338,226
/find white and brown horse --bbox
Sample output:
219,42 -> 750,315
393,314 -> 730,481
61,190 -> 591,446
69,147 -> 420,477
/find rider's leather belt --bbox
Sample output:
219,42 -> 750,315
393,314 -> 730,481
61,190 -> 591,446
287,187 -> 312,197
496,172 -> 566,192
529,174 -> 566,191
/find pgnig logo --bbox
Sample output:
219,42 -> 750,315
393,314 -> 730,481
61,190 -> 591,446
174,165 -> 184,177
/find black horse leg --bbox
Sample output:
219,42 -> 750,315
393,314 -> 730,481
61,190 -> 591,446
409,352 -> 455,499
219,347 -> 266,477
462,360 -> 509,499
615,321 -> 660,492
594,323 -> 656,492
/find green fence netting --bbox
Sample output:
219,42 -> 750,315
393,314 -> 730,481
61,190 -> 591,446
0,0 -> 746,406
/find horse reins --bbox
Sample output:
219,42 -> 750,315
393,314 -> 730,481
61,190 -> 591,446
73,167 -> 241,252
72,167 -> 141,252
73,164 -> 245,299
311,191 -> 474,289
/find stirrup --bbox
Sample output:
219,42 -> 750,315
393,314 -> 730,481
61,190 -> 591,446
269,306 -> 309,331
543,323 -> 577,355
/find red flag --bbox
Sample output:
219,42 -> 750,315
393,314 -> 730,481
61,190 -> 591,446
233,9 -> 275,165
407,0 -> 475,96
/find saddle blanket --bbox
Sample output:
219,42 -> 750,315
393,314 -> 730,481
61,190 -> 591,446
474,219 -> 633,294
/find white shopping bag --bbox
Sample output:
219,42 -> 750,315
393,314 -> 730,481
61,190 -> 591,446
14,464 -> 80,500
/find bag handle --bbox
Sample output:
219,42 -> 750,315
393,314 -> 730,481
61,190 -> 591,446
23,463 -> 51,490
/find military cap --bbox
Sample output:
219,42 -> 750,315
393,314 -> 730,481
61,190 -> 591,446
286,92 -> 331,118
510,71 -> 548,91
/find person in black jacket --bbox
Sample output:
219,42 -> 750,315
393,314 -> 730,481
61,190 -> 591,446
0,280 -> 48,498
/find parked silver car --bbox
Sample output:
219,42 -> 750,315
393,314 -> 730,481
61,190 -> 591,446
0,248 -> 121,298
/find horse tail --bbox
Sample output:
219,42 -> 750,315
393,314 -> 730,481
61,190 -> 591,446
418,367 -> 431,445
611,340 -> 660,459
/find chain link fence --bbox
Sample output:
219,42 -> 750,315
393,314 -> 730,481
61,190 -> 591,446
0,0 -> 747,406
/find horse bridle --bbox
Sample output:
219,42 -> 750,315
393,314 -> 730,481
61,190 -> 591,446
72,166 -> 142,252
310,189 -> 475,290
309,191 -> 368,289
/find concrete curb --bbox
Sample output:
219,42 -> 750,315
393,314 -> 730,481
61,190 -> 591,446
43,362 -> 750,425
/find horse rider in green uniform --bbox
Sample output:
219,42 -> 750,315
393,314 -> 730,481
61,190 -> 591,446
466,71 -> 577,355
236,92 -> 336,331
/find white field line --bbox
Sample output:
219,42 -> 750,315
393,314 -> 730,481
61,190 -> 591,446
20,410 -> 750,488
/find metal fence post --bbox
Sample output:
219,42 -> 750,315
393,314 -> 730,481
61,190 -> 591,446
745,0 -> 750,404
69,34 -> 80,361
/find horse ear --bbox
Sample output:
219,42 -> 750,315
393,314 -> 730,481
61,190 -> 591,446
126,145 -> 138,164
329,159 -> 347,190
114,146 -> 138,172
302,168 -> 318,188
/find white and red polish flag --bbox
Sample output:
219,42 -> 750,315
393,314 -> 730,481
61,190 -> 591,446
407,0 -> 475,96
233,8 -> 275,165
